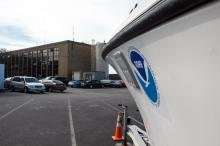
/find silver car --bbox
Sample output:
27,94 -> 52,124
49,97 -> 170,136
11,76 -> 45,93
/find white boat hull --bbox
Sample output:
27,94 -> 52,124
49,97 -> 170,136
104,2 -> 220,146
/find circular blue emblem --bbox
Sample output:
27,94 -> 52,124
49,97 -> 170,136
129,47 -> 160,106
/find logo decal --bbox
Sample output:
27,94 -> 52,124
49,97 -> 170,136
129,47 -> 159,106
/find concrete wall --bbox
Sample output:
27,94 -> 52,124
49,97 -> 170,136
91,45 -> 96,71
95,42 -> 109,78
68,42 -> 92,79
57,43 -> 69,78
83,71 -> 105,81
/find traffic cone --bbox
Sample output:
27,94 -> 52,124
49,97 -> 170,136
112,112 -> 124,141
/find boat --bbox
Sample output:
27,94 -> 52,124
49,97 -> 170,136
102,0 -> 220,146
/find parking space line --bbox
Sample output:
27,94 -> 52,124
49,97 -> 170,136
0,98 -> 34,121
99,100 -> 122,112
68,97 -> 77,146
99,100 -> 145,127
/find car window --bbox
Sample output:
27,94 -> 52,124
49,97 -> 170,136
13,77 -> 20,82
57,77 -> 65,81
44,80 -> 52,83
53,80 -> 63,84
20,78 -> 24,82
46,77 -> 53,80
25,78 -> 39,83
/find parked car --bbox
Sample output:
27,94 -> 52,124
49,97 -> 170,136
120,80 -> 126,87
81,80 -> 104,88
11,76 -> 45,93
4,77 -> 12,89
41,79 -> 66,92
40,76 -> 68,85
100,80 -> 112,87
110,80 -> 125,88
68,80 -> 83,88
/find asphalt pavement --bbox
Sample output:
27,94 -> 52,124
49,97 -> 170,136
0,88 -> 144,146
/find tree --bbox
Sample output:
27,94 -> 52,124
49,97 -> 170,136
0,48 -> 7,53
0,48 -> 8,63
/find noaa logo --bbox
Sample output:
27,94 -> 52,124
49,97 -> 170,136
129,47 -> 160,106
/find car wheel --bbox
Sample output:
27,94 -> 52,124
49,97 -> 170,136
89,85 -> 93,89
24,87 -> 28,93
49,87 -> 53,92
101,85 -> 104,88
11,86 -> 15,92
60,90 -> 64,92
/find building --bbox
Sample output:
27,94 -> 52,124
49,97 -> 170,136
83,71 -> 106,81
89,42 -> 109,80
0,40 -> 96,80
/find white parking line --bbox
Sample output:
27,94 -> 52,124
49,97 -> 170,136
0,98 -> 34,121
68,97 -> 77,146
99,100 -> 145,127
99,100 -> 121,112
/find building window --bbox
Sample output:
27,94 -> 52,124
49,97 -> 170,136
7,55 -> 11,77
23,53 -> 28,76
11,54 -> 15,76
28,52 -> 32,76
53,48 -> 59,76
32,51 -> 37,77
37,50 -> 42,78
42,49 -> 48,77
18,53 -> 22,76
48,48 -> 54,76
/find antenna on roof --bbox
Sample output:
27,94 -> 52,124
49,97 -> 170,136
72,25 -> 75,41
91,39 -> 95,45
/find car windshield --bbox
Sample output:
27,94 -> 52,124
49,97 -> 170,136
25,78 -> 40,83
53,80 -> 63,84
52,77 -> 65,81
45,76 -> 53,80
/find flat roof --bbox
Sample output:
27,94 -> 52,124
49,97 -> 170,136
3,40 -> 91,54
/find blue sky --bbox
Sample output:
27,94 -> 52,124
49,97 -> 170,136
0,0 -> 138,50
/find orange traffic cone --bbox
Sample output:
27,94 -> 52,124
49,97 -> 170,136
112,112 -> 124,141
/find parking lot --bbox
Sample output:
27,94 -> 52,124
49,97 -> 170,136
0,88 -> 143,146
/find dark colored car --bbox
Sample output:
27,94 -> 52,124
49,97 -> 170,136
41,80 -> 66,92
51,77 -> 68,85
40,76 -> 69,85
100,80 -> 112,87
68,80 -> 83,88
110,80 -> 124,88
81,80 -> 104,88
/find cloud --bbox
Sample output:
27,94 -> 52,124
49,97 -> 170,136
0,25 -> 39,50
0,25 -> 34,42
0,0 -> 138,50
0,40 -> 25,47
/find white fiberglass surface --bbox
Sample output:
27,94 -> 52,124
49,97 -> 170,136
113,0 -> 159,37
106,2 -> 220,146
